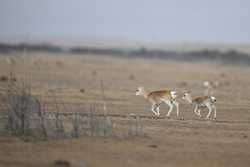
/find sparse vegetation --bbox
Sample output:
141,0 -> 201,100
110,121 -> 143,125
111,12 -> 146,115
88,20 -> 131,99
0,50 -> 250,167
79,88 -> 85,94
0,72 -> 144,140
128,74 -> 135,81
0,74 -> 17,82
0,75 -> 8,82
55,60 -> 65,68
1,74 -> 45,138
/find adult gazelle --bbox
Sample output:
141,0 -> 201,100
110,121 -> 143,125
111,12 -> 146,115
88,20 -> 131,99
135,87 -> 179,118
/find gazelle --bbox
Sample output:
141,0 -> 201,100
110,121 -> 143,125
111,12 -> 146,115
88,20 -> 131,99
135,87 -> 179,118
203,80 -> 219,96
182,92 -> 217,119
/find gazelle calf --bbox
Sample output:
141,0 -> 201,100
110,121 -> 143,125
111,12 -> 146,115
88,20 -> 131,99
182,92 -> 217,119
135,87 -> 179,118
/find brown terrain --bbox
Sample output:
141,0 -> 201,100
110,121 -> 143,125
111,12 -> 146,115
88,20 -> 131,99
0,50 -> 250,167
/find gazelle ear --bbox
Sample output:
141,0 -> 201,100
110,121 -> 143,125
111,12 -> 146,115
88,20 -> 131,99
136,86 -> 143,92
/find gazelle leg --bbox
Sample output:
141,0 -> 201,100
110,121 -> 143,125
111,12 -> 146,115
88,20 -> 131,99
197,108 -> 202,118
151,104 -> 158,116
193,105 -> 200,117
155,104 -> 160,116
164,100 -> 174,118
151,104 -> 157,115
213,105 -> 217,119
206,104 -> 212,119
172,100 -> 179,118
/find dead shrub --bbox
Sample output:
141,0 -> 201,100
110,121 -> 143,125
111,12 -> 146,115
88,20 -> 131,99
80,88 -> 85,94
0,75 -> 8,82
91,70 -> 98,77
128,74 -> 135,81
220,73 -> 227,78
56,60 -> 64,68
52,160 -> 71,167
178,81 -> 188,87
0,75 -> 17,82
222,81 -> 230,86
52,159 -> 88,167
0,73 -> 47,139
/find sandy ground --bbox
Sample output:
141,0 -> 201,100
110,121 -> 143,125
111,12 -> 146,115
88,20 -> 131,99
0,51 -> 250,167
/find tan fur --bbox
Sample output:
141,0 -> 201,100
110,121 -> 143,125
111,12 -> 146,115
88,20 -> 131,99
147,90 -> 171,99
136,87 -> 179,117
192,96 -> 209,104
182,92 -> 217,119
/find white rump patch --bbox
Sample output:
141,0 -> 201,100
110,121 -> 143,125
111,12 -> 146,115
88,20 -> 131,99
170,91 -> 177,99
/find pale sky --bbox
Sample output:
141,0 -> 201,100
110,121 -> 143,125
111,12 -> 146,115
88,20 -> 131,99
0,0 -> 250,43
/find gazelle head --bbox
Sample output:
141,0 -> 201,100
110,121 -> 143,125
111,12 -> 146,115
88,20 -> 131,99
135,87 -> 145,96
210,96 -> 217,103
182,92 -> 192,104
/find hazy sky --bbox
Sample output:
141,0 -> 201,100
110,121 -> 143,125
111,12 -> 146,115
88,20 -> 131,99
1,0 -> 250,43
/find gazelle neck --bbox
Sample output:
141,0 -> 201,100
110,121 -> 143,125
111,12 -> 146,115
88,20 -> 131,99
186,95 -> 193,104
142,90 -> 148,99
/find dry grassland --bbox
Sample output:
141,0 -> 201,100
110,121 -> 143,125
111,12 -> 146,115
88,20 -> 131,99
0,51 -> 250,167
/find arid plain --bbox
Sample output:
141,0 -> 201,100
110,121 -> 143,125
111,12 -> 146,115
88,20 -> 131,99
0,50 -> 250,167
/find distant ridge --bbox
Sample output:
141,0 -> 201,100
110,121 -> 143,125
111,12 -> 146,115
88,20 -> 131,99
1,42 -> 250,66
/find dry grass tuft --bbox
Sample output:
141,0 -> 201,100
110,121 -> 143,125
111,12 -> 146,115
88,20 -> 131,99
79,88 -> 85,94
128,74 -> 135,81
0,75 -> 8,82
0,75 -> 17,82
91,70 -> 98,77
56,60 -> 65,68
